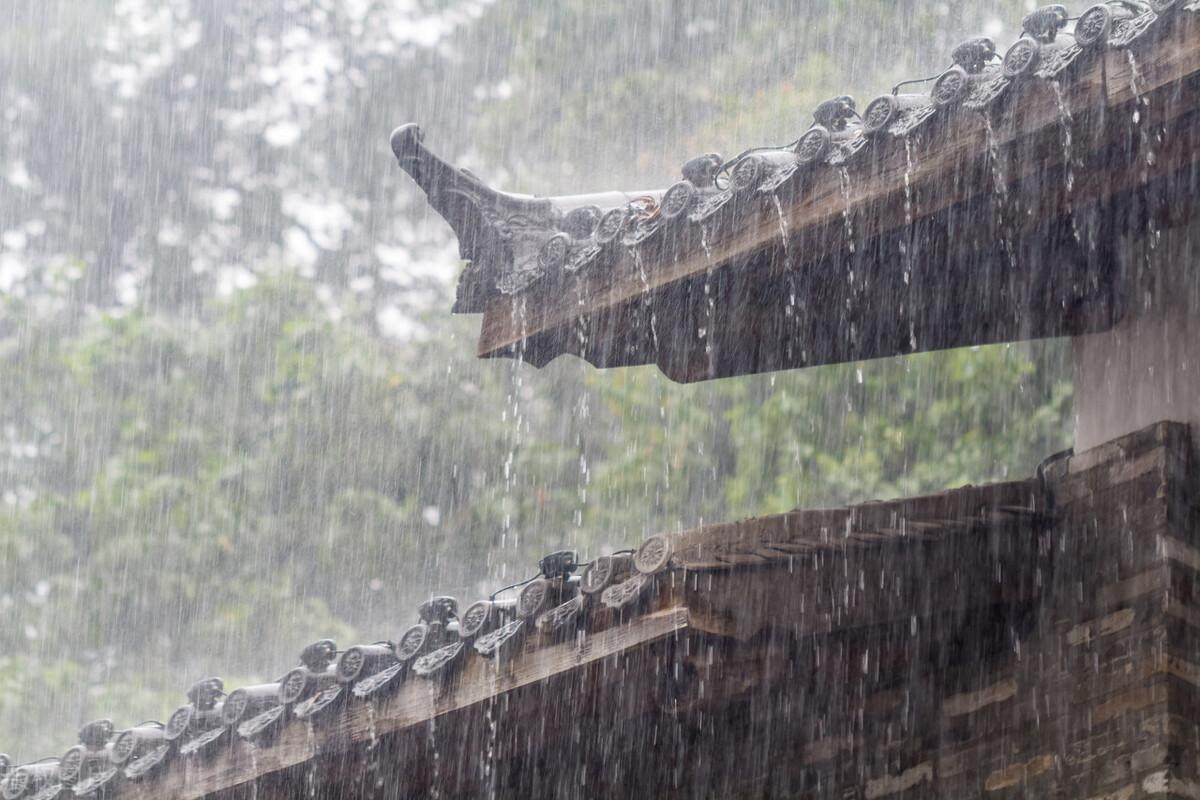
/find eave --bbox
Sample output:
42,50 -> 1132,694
105,477 -> 1045,799
394,5 -> 1200,382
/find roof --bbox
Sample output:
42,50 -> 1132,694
0,479 -> 1044,799
393,1 -> 1200,381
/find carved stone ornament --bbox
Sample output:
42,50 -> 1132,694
351,662 -> 406,699
71,766 -> 119,796
535,595 -> 585,635
688,189 -> 734,224
517,578 -> 551,619
413,642 -> 467,678
634,534 -> 674,575
236,706 -> 286,741
473,619 -> 526,659
178,726 -> 229,758
600,574 -> 652,611
123,744 -> 171,781
292,685 -> 345,721
395,623 -> 430,662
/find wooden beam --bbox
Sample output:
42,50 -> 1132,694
668,479 -> 1042,570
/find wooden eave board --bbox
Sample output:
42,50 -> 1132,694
669,479 -> 1042,570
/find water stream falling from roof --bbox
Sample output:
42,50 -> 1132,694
902,137 -> 917,288
772,193 -> 792,272
838,167 -> 857,256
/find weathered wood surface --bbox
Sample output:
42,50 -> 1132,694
120,607 -> 689,800
667,479 -> 1043,570
475,13 -> 1200,381
668,481 -> 1049,642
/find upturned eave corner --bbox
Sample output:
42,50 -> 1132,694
390,123 -> 657,314
389,123 -> 550,313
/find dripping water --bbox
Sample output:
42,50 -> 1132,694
902,137 -> 917,286
484,696 -> 499,799
982,114 -> 1018,271
629,245 -> 649,289
699,224 -> 715,355
771,193 -> 791,271
246,743 -> 258,800
1126,50 -> 1157,171
305,721 -> 318,799
981,115 -> 1006,199
365,703 -> 380,799
427,711 -> 441,800
1050,81 -> 1074,193
837,168 -> 856,256
902,138 -> 916,230
1125,48 -> 1162,254
628,246 -> 658,352
1127,49 -> 1146,120
902,136 -> 919,352
773,192 -> 799,359
501,289 -> 529,538
1050,80 -> 1081,243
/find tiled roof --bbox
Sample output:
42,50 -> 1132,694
394,1 -> 1200,381
0,478 -> 1042,799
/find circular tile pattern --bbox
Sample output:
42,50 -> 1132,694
634,534 -> 674,575
1075,5 -> 1112,48
863,95 -> 899,136
660,181 -> 697,220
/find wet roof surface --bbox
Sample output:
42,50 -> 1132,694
395,1 -> 1200,381
0,478 -> 1042,799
